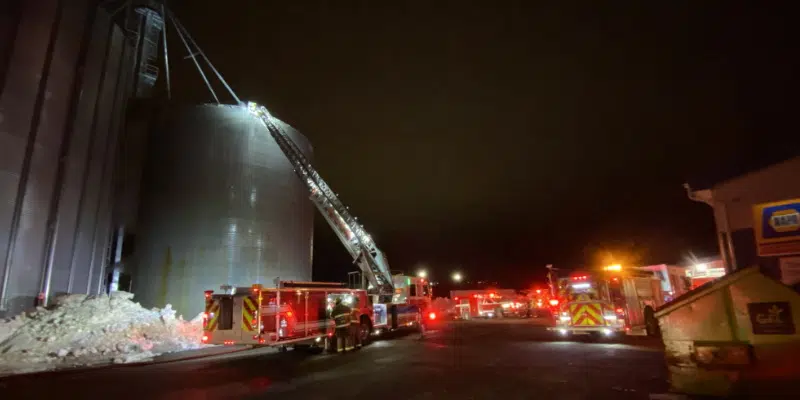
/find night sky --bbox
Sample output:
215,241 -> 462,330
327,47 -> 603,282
166,1 -> 797,289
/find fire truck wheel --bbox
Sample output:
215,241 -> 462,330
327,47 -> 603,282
359,316 -> 372,345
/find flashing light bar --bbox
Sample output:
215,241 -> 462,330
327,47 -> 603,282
571,283 -> 591,289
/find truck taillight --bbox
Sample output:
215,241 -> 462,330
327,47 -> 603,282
201,335 -> 208,343
428,312 -> 436,320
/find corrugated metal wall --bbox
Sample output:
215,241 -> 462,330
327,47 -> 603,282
0,0 -> 136,317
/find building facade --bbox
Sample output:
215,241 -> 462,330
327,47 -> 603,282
686,156 -> 800,286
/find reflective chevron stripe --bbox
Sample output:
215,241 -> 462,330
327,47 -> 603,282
206,300 -> 220,332
242,295 -> 258,331
569,302 -> 603,326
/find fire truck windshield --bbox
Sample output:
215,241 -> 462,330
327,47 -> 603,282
568,292 -> 599,302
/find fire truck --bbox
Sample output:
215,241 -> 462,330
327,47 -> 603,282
199,103 -> 434,351
452,290 -> 519,319
547,268 -> 664,338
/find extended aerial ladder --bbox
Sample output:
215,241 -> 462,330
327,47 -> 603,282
246,102 -> 395,299
159,9 -> 395,300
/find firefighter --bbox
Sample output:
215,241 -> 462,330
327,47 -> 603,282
349,298 -> 363,350
331,297 -> 352,352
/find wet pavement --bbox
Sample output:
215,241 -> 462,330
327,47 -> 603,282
0,318 -> 671,399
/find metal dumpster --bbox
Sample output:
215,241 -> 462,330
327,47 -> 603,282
655,266 -> 800,397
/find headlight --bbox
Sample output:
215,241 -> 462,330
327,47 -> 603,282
603,315 -> 617,321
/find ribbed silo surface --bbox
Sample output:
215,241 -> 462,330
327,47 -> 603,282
132,105 -> 314,317
0,0 -> 137,317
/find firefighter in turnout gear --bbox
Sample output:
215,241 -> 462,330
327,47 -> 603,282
350,298 -> 363,349
331,297 -> 352,352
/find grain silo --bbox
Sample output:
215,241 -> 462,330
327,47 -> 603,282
131,104 -> 314,317
0,0 -> 158,317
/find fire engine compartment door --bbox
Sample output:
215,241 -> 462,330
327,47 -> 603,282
207,295 -> 246,342
621,279 -> 645,327
210,296 -> 234,330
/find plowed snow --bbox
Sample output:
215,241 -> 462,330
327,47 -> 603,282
0,292 -> 206,375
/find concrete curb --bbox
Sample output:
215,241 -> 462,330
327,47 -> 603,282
0,345 -> 254,380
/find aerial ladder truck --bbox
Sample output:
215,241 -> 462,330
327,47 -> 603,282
200,103 -> 433,351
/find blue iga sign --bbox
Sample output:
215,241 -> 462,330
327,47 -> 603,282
752,199 -> 800,256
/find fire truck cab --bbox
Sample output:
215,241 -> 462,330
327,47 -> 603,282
358,273 -> 435,334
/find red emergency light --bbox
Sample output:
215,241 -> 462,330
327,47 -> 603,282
428,312 -> 437,320
549,299 -> 559,306
535,289 -> 542,294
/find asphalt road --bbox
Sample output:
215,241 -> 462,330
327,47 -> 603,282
0,318 -> 670,400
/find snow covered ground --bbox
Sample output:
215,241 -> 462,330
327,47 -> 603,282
0,292 -> 208,376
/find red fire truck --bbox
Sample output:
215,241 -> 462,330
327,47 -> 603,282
200,103 -> 436,351
201,276 -> 434,351
547,268 -> 664,338
452,290 -> 519,319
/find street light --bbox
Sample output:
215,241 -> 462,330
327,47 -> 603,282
452,272 -> 463,282
417,269 -> 427,278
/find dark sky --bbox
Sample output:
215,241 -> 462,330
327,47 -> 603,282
167,1 -> 797,288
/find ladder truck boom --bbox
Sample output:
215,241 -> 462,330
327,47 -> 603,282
246,102 -> 394,296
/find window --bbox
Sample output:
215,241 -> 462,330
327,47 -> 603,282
569,292 -> 598,302
218,297 -> 234,330
409,284 -> 417,297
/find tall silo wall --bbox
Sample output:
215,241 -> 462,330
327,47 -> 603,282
0,0 -> 136,317
131,104 -> 314,318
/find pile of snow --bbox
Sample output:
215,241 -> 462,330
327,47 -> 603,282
0,291 -> 206,375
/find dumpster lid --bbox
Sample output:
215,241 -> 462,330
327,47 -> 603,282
654,266 -> 760,318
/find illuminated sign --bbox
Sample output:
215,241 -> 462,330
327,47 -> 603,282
753,199 -> 800,256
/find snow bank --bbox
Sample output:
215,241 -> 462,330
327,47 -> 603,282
0,292 -> 207,376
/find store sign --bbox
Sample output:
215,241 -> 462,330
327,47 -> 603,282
752,199 -> 800,256
747,302 -> 795,335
